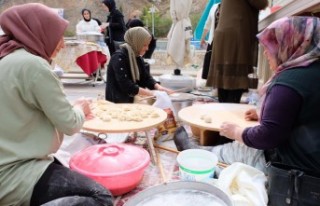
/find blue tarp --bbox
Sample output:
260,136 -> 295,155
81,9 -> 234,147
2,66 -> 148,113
193,0 -> 221,41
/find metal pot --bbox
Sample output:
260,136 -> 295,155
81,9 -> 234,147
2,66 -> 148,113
77,32 -> 104,42
170,93 -> 195,118
124,181 -> 233,206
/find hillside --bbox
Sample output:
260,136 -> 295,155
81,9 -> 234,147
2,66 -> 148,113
0,0 -> 207,37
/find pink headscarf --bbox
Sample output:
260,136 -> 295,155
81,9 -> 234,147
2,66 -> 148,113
257,16 -> 320,96
0,3 -> 68,62
257,16 -> 320,75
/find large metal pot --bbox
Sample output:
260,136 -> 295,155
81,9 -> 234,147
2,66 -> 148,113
77,32 -> 104,42
124,181 -> 233,206
170,93 -> 196,118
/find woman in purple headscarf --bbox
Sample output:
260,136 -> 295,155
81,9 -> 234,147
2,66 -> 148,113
0,3 -> 113,206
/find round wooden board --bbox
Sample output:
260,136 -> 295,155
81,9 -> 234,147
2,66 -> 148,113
178,103 -> 259,131
83,103 -> 167,133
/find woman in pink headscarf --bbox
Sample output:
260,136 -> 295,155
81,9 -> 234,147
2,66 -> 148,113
0,3 -> 113,206
220,16 -> 320,172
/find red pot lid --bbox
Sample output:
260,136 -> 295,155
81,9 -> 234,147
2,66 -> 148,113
69,143 -> 150,177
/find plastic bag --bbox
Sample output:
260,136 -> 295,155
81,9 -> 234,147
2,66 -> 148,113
152,91 -> 177,142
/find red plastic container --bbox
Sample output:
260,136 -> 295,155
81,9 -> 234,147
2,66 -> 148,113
69,143 -> 150,196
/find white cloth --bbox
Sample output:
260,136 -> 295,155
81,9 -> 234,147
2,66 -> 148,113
203,3 -> 220,44
166,0 -> 193,68
211,141 -> 266,173
152,91 -> 175,112
76,19 -> 101,34
217,162 -> 268,206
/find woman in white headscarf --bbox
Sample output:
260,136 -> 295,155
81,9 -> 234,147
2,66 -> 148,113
106,27 -> 173,103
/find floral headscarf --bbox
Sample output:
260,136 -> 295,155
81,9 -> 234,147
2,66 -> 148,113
257,16 -> 320,75
0,3 -> 68,62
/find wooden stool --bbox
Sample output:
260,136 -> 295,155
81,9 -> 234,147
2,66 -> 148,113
190,126 -> 233,146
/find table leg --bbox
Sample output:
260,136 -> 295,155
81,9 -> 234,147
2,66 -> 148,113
145,131 -> 157,164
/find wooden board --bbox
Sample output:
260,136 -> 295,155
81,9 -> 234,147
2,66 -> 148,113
178,103 -> 259,132
83,103 -> 167,133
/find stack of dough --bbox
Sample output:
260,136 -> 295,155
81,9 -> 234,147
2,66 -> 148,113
91,100 -> 160,122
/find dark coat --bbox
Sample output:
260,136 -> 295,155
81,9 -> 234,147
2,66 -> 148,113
206,0 -> 268,89
106,9 -> 126,42
105,48 -> 157,103
105,9 -> 126,54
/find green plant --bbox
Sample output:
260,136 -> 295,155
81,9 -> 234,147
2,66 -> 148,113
64,29 -> 75,37
141,6 -> 172,38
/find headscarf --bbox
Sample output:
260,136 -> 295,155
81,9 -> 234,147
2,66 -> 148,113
256,16 -> 320,97
81,8 -> 92,22
102,0 -> 116,12
0,3 -> 68,62
120,27 -> 151,82
257,16 -> 320,75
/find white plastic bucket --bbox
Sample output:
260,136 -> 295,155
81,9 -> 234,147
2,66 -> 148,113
177,149 -> 218,181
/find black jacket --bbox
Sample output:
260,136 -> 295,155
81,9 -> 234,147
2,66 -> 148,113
105,48 -> 157,103
106,9 -> 126,42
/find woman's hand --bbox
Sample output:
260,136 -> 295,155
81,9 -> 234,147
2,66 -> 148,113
219,122 -> 244,142
73,98 -> 93,119
245,109 -> 259,121
155,84 -> 175,95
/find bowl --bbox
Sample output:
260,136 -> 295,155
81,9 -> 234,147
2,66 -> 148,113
177,149 -> 218,181
69,143 -> 150,196
124,181 -> 232,206
77,32 -> 104,42
169,93 -> 196,119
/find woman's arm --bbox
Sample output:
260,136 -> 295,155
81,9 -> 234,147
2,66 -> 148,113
243,84 -> 302,149
220,85 -> 302,149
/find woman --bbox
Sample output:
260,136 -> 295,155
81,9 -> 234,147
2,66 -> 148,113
105,27 -> 173,103
126,18 -> 157,59
175,16 -> 320,172
76,8 -> 101,34
220,16 -> 320,171
0,3 -> 113,206
101,0 -> 126,55
206,0 -> 268,103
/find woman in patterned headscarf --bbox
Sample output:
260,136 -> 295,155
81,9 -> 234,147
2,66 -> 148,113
0,3 -> 113,206
220,16 -> 320,171
106,27 -> 173,103
175,16 -> 320,175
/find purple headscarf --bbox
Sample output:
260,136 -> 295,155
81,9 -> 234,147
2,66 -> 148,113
0,3 -> 68,62
257,16 -> 320,75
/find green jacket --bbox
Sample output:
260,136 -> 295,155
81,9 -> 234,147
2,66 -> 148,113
0,49 -> 85,205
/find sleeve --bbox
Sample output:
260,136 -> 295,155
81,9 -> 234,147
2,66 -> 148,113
76,21 -> 82,34
247,0 -> 269,10
27,61 -> 85,136
110,53 -> 140,96
138,59 -> 157,89
203,5 -> 215,31
91,20 -> 101,33
242,84 -> 302,149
